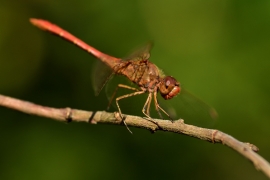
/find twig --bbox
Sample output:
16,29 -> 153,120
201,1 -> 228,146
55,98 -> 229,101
0,94 -> 269,178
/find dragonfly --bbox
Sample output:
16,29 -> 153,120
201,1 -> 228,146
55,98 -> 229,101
30,18 -> 216,130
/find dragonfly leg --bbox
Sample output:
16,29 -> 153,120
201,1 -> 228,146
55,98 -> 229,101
146,93 -> 152,117
115,90 -> 146,133
107,84 -> 140,110
115,90 -> 145,119
141,93 -> 165,128
153,91 -> 173,121
151,91 -> 163,119
122,118 -> 133,134
142,93 -> 152,119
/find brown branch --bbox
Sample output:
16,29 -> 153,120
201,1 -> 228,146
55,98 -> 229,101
0,94 -> 269,178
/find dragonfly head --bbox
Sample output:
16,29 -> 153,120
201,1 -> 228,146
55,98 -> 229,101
160,76 -> 181,100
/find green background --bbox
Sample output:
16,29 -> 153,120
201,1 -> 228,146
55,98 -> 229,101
1,0 -> 270,179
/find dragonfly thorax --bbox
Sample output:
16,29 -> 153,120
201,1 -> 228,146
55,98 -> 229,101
114,59 -> 161,89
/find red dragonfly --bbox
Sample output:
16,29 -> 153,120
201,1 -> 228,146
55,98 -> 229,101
30,18 -> 216,128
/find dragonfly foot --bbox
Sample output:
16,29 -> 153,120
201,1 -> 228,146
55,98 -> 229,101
123,119 -> 133,134
144,117 -> 161,130
114,111 -> 125,121
114,112 -> 133,134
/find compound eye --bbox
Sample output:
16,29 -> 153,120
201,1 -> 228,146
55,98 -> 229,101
165,79 -> 171,87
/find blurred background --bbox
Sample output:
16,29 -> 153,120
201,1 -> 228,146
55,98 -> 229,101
0,0 -> 270,179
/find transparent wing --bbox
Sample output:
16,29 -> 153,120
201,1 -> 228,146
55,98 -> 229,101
123,42 -> 153,61
91,42 -> 153,96
91,60 -> 114,96
170,88 -> 218,127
